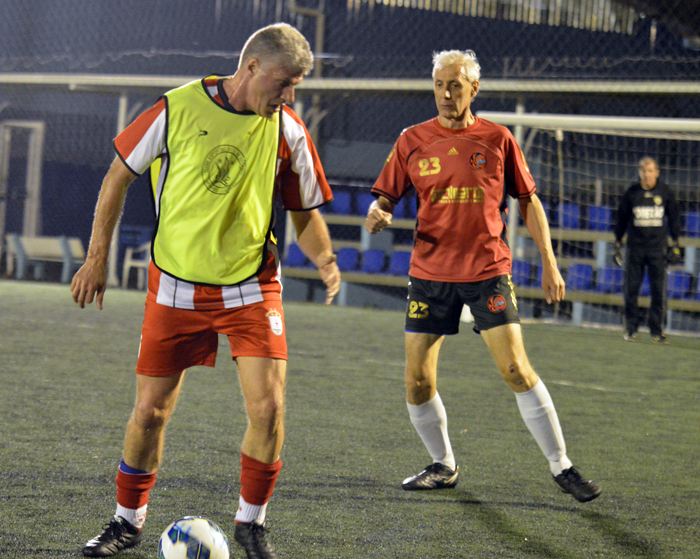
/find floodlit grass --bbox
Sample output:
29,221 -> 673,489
1,280 -> 698,558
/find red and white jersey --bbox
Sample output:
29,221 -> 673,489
114,76 -> 332,310
372,117 -> 535,282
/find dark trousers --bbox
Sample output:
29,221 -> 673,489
623,248 -> 667,337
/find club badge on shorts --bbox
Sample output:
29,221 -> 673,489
487,294 -> 507,313
266,308 -> 284,336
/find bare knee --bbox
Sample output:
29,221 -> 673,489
405,366 -> 436,405
500,361 -> 539,392
132,400 -> 172,433
246,391 -> 284,434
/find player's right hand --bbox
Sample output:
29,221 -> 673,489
612,242 -> 623,267
364,200 -> 393,234
70,258 -> 108,310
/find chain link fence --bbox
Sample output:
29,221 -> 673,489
2,0 -> 700,333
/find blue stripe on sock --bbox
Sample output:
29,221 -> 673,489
119,458 -> 150,476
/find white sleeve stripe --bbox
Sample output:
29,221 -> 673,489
124,110 -> 167,176
281,111 -> 325,208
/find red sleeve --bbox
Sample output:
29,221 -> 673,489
278,106 -> 332,210
113,97 -> 167,176
503,129 -> 536,199
371,133 -> 412,203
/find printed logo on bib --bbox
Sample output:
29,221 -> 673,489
202,145 -> 247,195
266,308 -> 284,336
487,294 -> 507,313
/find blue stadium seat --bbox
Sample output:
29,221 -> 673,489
360,249 -> 385,273
393,198 -> 406,218
534,264 -> 543,287
408,195 -> 418,218
284,243 -> 307,267
588,206 -> 613,231
595,267 -> 624,293
560,203 -> 581,229
511,260 -> 531,286
685,211 -> 700,237
567,263 -> 593,290
388,251 -> 411,276
667,270 -> 691,299
356,192 -> 375,216
641,274 -> 650,296
329,192 -> 352,214
336,247 -> 360,271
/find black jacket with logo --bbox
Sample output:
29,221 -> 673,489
614,182 -> 681,251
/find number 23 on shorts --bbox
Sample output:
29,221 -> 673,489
408,301 -> 429,319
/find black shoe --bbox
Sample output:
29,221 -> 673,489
234,522 -> 278,559
623,332 -> 636,342
553,467 -> 602,503
402,463 -> 459,490
82,516 -> 142,557
651,334 -> 669,344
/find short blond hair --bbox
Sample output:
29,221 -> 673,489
239,23 -> 313,76
432,50 -> 481,82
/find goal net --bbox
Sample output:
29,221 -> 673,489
478,111 -> 700,333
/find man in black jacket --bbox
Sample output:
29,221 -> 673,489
613,157 -> 681,343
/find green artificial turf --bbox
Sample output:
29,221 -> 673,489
1,280 -> 698,558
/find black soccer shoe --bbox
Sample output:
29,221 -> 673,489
402,463 -> 459,491
82,516 -> 142,557
234,522 -> 279,559
553,467 -> 602,503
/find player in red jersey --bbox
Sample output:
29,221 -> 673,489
72,24 -> 340,559
365,50 -> 600,502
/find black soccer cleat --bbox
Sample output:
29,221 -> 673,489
234,522 -> 279,559
402,462 -> 459,491
82,516 -> 142,557
553,467 -> 602,503
651,334 -> 669,344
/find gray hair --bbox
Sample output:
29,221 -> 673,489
638,156 -> 659,170
239,23 -> 314,76
432,50 -> 481,82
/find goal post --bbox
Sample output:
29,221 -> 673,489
475,111 -> 700,330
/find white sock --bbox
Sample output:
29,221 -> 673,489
515,380 -> 573,476
115,504 -> 147,529
406,392 -> 456,471
235,496 -> 268,525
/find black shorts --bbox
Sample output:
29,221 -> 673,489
405,275 -> 520,335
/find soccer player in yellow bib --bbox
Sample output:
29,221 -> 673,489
71,23 -> 340,559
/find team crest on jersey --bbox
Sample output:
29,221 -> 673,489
469,152 -> 487,169
202,145 -> 247,195
654,195 -> 662,205
487,294 -> 507,313
266,308 -> 284,336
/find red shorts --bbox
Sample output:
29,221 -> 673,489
136,298 -> 287,377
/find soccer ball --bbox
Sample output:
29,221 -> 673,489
158,516 -> 230,559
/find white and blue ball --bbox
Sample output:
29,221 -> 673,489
158,516 -> 230,559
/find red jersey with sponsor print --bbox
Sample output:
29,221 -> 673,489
372,117 -> 535,282
113,76 -> 332,310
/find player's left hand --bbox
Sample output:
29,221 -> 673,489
541,262 -> 565,304
667,242 -> 681,265
318,256 -> 340,305
70,257 -> 108,310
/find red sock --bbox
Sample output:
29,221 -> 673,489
115,467 -> 157,510
239,453 -> 282,506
